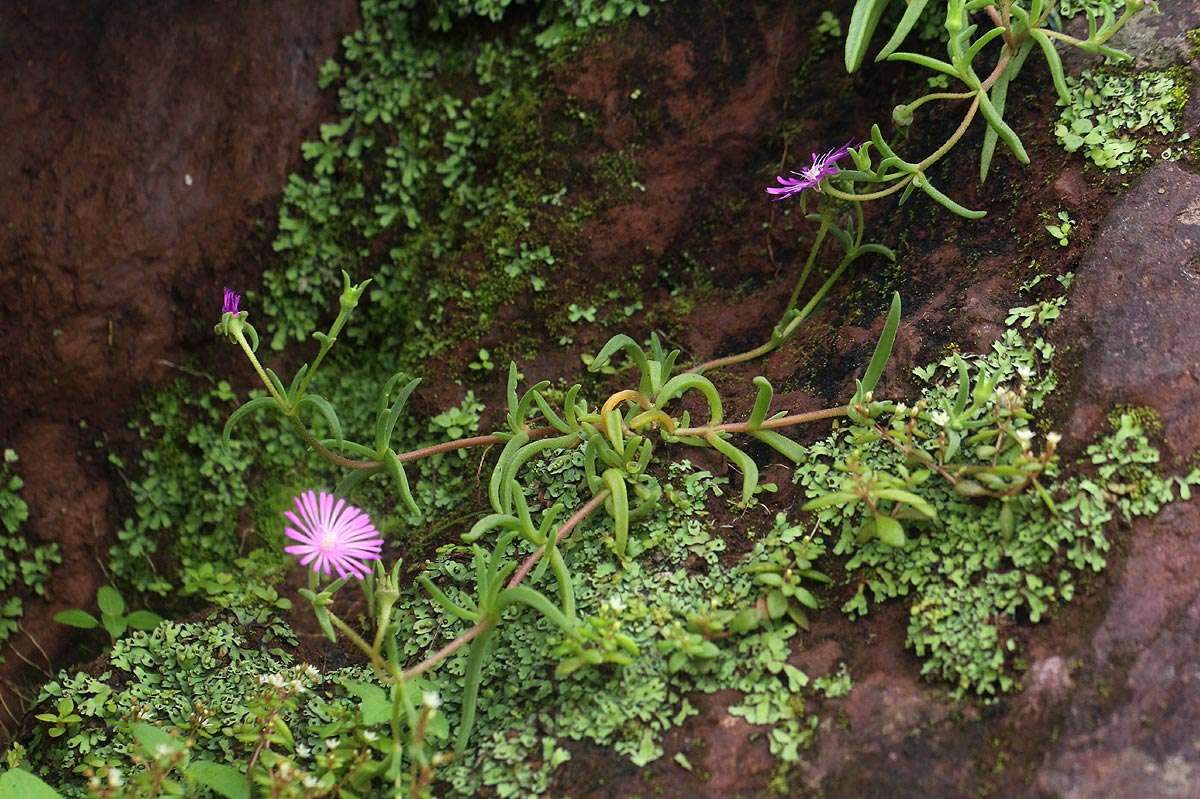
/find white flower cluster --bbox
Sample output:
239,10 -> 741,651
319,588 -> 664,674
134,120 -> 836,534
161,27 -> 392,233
256,664 -> 321,695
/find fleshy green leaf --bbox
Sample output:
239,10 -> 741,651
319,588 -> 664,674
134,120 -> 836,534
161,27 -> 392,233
845,0 -> 893,73
707,434 -> 759,506
101,614 -> 127,640
343,680 -> 391,726
874,0 -> 931,62
874,515 -> 907,547
53,609 -> 98,629
222,396 -> 278,446
1030,29 -> 1070,104
861,291 -> 902,395
296,393 -> 343,448
602,469 -> 630,557
885,51 -> 960,79
978,87 -> 1029,165
133,722 -> 183,758
914,174 -> 986,219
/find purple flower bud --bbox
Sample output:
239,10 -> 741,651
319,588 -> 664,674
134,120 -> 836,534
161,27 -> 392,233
222,287 -> 241,315
766,142 -> 856,200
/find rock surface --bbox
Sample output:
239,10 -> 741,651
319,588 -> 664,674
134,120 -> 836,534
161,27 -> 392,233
0,0 -> 359,432
0,0 -> 358,726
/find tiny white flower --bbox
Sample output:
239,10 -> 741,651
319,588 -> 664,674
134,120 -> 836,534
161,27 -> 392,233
325,738 -> 339,751
295,743 -> 312,758
1046,432 -> 1062,446
184,173 -> 193,186
108,768 -> 124,787
422,691 -> 442,710
1017,365 -> 1034,381
362,729 -> 378,741
1016,429 -> 1035,443
608,595 -> 626,612
929,410 -> 949,428
303,775 -> 320,788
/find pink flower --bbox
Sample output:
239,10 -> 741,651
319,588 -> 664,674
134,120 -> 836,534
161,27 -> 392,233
283,490 -> 384,579
766,142 -> 856,200
222,287 -> 241,314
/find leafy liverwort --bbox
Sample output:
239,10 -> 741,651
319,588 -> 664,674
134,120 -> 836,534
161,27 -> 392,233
766,143 -> 855,200
283,490 -> 384,579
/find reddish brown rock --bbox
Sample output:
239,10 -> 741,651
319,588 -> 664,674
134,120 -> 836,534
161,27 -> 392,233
0,0 -> 359,435
0,0 -> 357,733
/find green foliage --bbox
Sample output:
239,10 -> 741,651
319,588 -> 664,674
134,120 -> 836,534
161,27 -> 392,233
0,450 -> 61,664
260,0 -> 664,352
835,0 -> 1154,210
52,585 -> 163,643
20,1 -> 1199,794
107,381 -> 305,597
798,301 -> 1198,696
24,619 -> 292,789
1045,210 -> 1075,246
1058,0 -> 1124,18
1055,67 -> 1190,171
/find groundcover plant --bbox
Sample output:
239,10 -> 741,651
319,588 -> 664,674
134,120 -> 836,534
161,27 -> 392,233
3,0 -> 1188,797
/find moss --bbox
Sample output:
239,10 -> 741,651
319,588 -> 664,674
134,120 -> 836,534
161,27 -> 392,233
1107,404 -> 1163,435
1188,28 -> 1200,61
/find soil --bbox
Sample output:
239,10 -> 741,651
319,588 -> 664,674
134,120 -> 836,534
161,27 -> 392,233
4,0 -> 1200,796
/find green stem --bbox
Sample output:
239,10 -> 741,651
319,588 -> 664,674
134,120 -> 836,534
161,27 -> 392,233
291,419 -> 379,471
827,43 -> 1013,204
786,219 -> 830,311
329,609 -> 394,679
232,328 -> 290,412
693,243 -> 866,374
902,89 -> 977,116
1096,5 -> 1136,45
821,176 -> 914,203
782,248 -> 862,336
914,92 -> 984,172
397,490 -> 608,682
549,548 -> 576,622
691,339 -> 777,373
294,308 -> 355,400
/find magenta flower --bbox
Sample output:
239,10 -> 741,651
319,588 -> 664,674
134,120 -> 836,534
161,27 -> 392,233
283,490 -> 384,579
222,287 -> 241,314
766,142 -> 856,200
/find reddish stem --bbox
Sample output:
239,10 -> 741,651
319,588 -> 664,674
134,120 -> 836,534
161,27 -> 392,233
400,490 -> 610,680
